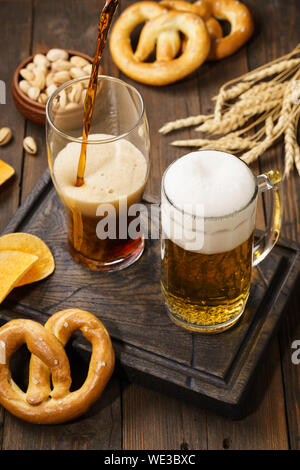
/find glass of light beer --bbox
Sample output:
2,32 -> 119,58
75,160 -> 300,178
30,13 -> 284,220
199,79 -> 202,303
46,76 -> 150,271
161,150 -> 282,333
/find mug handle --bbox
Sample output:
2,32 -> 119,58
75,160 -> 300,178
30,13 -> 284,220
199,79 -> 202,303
253,170 -> 283,266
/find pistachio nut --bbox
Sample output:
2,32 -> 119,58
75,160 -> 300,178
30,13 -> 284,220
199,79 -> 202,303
23,136 -> 37,155
0,127 -> 12,146
70,56 -> 90,68
70,67 -> 85,79
19,80 -> 30,95
33,53 -> 50,68
83,64 -> 92,75
20,68 -> 34,82
47,49 -> 69,62
27,86 -> 40,101
46,84 -> 58,97
38,93 -> 48,105
30,68 -> 46,90
53,70 -> 71,85
51,60 -> 72,72
68,82 -> 83,103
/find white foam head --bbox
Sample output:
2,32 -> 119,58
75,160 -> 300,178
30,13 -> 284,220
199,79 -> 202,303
53,133 -> 148,217
161,151 -> 257,254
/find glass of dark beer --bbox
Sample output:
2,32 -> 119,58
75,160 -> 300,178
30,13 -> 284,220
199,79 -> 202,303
46,76 -> 150,271
161,150 -> 282,333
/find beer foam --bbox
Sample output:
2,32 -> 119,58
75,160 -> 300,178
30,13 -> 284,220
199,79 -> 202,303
53,134 -> 148,216
164,151 -> 255,217
162,151 -> 257,254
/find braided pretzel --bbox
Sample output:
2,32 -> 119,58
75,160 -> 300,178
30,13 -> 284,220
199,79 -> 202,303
207,0 -> 254,60
109,1 -> 211,86
157,0 -> 253,61
158,0 -> 222,60
0,309 -> 114,424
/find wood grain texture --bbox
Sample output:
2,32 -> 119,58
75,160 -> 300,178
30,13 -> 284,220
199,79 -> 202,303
246,0 -> 300,450
0,0 -> 32,232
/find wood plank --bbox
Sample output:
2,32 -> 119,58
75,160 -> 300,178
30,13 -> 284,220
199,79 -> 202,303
0,0 -> 123,450
245,0 -> 300,450
206,338 -> 289,450
0,0 -> 32,450
122,382 -> 208,450
0,0 -> 32,231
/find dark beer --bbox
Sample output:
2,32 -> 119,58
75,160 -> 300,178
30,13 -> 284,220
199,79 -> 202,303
66,207 -> 144,270
53,134 -> 148,271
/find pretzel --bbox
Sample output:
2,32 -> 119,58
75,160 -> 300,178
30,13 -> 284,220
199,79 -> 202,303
158,0 -> 253,60
0,309 -> 115,424
207,0 -> 254,60
109,1 -> 211,85
158,0 -> 222,60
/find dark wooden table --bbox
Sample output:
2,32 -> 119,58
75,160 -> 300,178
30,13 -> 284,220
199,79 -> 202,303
0,0 -> 299,450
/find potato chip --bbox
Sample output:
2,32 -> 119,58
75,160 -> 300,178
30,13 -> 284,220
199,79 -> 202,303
0,233 -> 55,286
0,160 -> 15,186
0,250 -> 38,303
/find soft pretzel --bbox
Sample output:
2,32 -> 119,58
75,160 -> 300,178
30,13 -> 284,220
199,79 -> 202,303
109,1 -> 211,85
158,0 -> 252,60
0,309 -> 115,424
207,0 -> 254,60
158,0 -> 223,60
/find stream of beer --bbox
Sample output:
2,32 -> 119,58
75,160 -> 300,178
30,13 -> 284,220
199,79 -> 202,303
75,0 -> 119,187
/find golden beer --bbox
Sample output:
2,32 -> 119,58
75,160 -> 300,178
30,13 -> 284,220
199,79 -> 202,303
161,151 -> 283,333
161,150 -> 260,333
161,234 -> 253,331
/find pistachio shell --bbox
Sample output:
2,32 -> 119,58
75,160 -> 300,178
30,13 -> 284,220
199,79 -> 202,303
46,72 -> 55,87
46,84 -> 58,97
30,68 -> 46,90
70,67 -> 85,79
38,93 -> 48,105
20,68 -> 34,82
53,70 -> 71,85
23,136 -> 37,155
0,127 -> 12,146
51,60 -> 72,72
33,53 -> 50,68
70,56 -> 90,68
46,48 -> 69,62
27,86 -> 40,101
26,62 -> 35,71
68,82 -> 83,103
83,64 -> 92,75
58,89 -> 67,108
19,80 -> 30,95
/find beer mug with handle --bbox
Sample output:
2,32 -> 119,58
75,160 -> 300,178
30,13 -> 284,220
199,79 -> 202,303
160,150 -> 283,333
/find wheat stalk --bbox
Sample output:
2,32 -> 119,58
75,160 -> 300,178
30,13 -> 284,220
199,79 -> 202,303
158,44 -> 300,177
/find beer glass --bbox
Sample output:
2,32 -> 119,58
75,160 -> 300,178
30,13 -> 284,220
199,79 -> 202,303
46,76 -> 150,271
161,150 -> 282,333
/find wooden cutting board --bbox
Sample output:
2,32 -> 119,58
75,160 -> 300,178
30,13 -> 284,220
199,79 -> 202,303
1,169 -> 299,418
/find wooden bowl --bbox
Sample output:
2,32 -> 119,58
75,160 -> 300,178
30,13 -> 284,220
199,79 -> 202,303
12,50 -> 101,126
